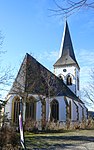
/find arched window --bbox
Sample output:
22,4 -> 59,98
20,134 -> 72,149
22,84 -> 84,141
69,101 -> 71,119
41,99 -> 46,129
12,97 -> 20,125
51,99 -> 59,121
42,100 -> 46,121
26,96 -> 36,120
76,105 -> 79,121
66,101 -> 71,120
66,75 -> 72,85
77,77 -> 79,90
82,108 -> 84,120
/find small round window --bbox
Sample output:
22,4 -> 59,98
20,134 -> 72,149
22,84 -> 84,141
63,69 -> 67,72
58,75 -> 63,80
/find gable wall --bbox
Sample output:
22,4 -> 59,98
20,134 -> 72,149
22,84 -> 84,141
54,66 -> 80,98
54,66 -> 76,94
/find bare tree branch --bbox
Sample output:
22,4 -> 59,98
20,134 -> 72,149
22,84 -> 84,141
0,32 -> 14,99
50,0 -> 94,17
82,68 -> 94,107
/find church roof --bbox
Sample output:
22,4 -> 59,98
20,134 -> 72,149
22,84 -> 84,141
54,21 -> 80,69
9,53 -> 83,103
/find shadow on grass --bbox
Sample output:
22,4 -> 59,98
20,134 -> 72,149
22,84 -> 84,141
25,134 -> 94,150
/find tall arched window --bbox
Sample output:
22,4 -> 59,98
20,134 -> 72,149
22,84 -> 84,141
77,77 -> 79,90
64,98 -> 71,121
69,101 -> 71,119
26,96 -> 36,120
41,100 -> 46,129
66,75 -> 72,85
76,105 -> 79,121
51,99 -> 59,121
42,100 -> 46,121
12,97 -> 20,125
82,107 -> 84,120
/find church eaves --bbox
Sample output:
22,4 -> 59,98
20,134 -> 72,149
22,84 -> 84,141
54,21 -> 80,69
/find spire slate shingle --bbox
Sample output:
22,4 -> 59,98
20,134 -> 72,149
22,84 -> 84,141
54,21 -> 80,69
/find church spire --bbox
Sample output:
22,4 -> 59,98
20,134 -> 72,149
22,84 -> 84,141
60,21 -> 76,60
54,21 -> 80,69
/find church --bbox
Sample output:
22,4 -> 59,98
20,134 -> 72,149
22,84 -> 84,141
5,21 -> 88,128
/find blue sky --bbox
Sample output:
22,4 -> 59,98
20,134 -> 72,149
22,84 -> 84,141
0,0 -> 94,110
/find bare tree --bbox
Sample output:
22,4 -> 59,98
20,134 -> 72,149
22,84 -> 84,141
82,68 -> 94,109
50,0 -> 94,17
8,54 -> 60,128
0,32 -> 13,100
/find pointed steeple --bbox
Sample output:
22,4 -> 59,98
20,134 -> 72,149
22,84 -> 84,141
54,21 -> 80,69
60,21 -> 76,60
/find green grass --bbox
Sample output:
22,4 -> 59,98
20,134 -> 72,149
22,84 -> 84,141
24,130 -> 94,149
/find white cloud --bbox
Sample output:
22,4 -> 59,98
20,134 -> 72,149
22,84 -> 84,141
78,49 -> 94,66
34,50 -> 59,72
35,50 -> 59,69
76,49 -> 94,110
38,50 -> 59,62
77,49 -> 94,88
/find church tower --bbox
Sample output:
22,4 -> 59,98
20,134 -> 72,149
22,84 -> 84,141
54,21 -> 80,97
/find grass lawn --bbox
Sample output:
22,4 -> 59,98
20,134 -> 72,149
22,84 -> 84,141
24,129 -> 94,149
